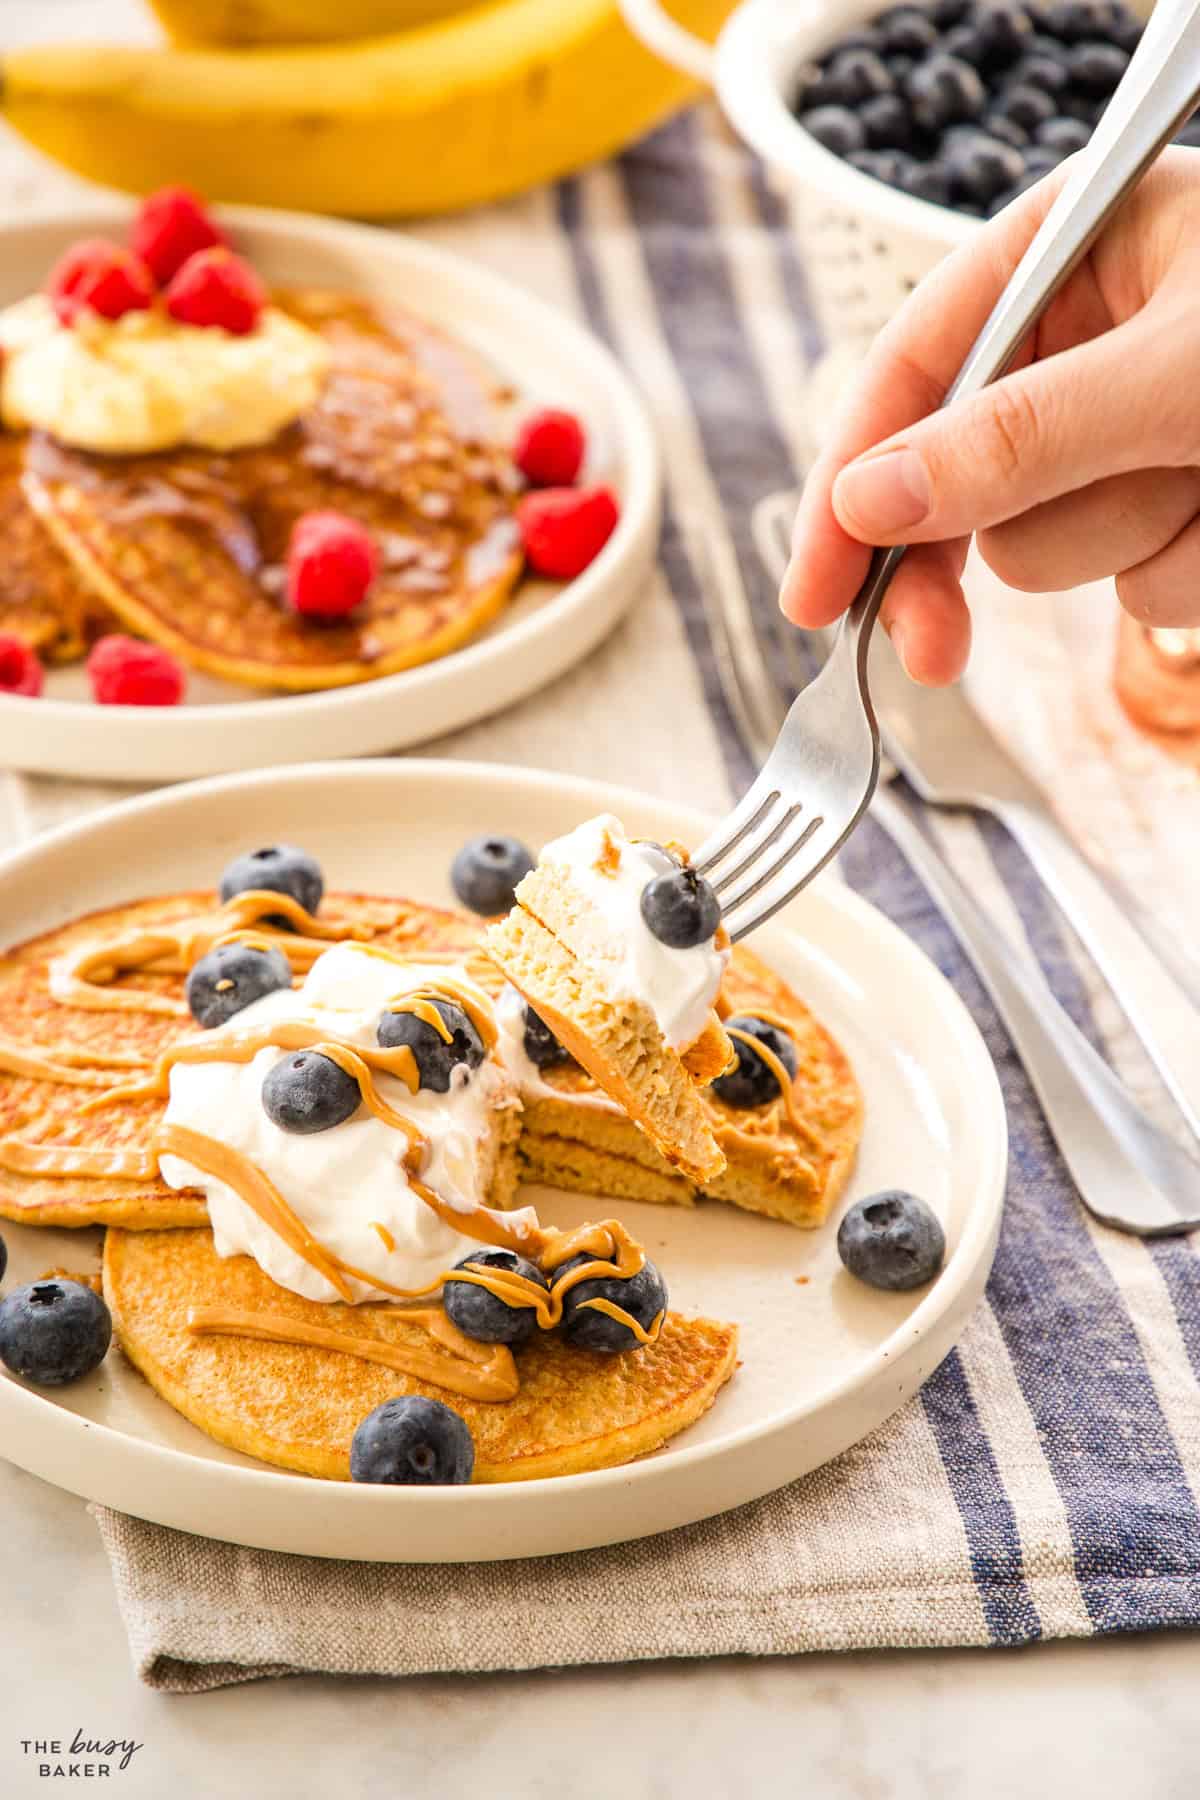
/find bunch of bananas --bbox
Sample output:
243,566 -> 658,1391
0,0 -> 734,217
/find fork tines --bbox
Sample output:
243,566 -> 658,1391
694,777 -> 826,942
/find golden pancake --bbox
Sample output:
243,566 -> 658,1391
23,289 -> 523,692
103,1226 -> 738,1482
0,431 -> 114,661
515,943 -> 863,1229
0,888 -> 486,1230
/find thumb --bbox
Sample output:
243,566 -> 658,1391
829,313 -> 1188,547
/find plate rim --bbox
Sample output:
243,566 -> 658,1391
0,203 -> 661,772
0,759 -> 1008,1554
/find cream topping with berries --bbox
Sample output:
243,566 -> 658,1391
0,293 -> 329,455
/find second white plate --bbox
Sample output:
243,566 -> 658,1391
0,760 -> 1006,1560
0,207 -> 661,782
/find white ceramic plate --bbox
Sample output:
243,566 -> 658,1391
0,761 -> 1006,1561
0,207 -> 661,782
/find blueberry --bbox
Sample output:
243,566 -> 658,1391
800,103 -> 866,156
905,54 -> 987,133
712,1014 -> 799,1108
218,845 -> 323,923
261,1050 -> 360,1134
847,149 -> 913,187
522,1002 -> 572,1069
932,0 -> 969,24
1037,114 -> 1090,153
1010,50 -> 1071,95
984,113 -> 1030,150
819,27 -> 886,60
887,51 -> 918,85
186,941 -> 293,1029
975,3 -> 1034,67
941,23 -> 990,67
639,865 -> 721,949
901,158 -> 954,204
0,1280 -> 111,1386
945,129 -> 1025,205
1176,116 -> 1200,149
554,1252 -> 668,1354
860,91 -> 913,148
1105,1 -> 1143,52
1044,0 -> 1113,40
993,80 -> 1057,131
822,47 -> 894,106
450,833 -> 534,916
878,7 -> 939,57
377,997 -> 484,1093
989,146 -> 1061,210
350,1395 -> 474,1485
443,1248 -> 548,1347
1023,143 -> 1066,175
1068,39 -> 1128,92
837,1190 -> 946,1291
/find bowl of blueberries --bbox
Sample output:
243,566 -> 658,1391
622,0 -> 1183,354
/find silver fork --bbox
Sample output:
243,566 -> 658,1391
691,515 -> 1200,1234
696,0 -> 1200,941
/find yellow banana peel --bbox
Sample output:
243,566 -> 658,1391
1,0 -> 736,218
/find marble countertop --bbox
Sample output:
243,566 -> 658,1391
3,1457 -> 1198,1799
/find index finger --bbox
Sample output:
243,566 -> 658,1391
781,164 -> 1073,628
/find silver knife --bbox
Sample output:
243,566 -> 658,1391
754,490 -> 1200,1142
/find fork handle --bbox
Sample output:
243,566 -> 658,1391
872,786 -> 1200,1236
995,800 -> 1200,1141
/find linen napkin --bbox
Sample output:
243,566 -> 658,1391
3,15 -> 1200,1687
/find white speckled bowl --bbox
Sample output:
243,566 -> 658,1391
622,0 -> 1153,356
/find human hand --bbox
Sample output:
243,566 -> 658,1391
780,149 -> 1200,684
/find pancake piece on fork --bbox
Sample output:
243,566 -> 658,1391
506,942 -> 863,1229
486,816 -> 734,1185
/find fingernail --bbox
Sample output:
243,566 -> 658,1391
834,449 -> 931,536
778,557 -> 797,613
886,619 -> 914,679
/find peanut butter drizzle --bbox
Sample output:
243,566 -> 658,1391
0,1038 -> 148,1088
422,1201 -> 663,1344
159,1122 -> 358,1303
725,1019 -> 821,1150
0,1138 -> 159,1181
48,889 -> 380,1016
186,1304 -> 519,1403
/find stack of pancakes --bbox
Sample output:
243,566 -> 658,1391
2,290 -> 525,690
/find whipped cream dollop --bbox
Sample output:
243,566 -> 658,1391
532,814 -> 728,1051
0,294 -> 329,454
158,943 -> 533,1306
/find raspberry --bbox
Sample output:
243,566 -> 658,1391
130,186 -> 226,286
47,239 -> 154,328
164,247 -> 266,336
87,636 -> 186,706
286,511 -> 377,619
517,485 -> 619,580
513,408 -> 586,487
0,635 -> 44,698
